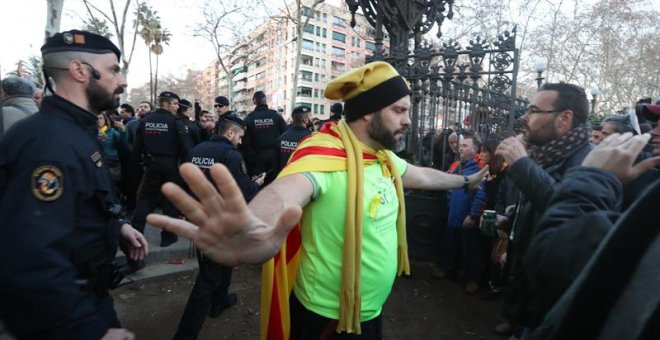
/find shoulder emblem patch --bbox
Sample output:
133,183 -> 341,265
32,165 -> 64,201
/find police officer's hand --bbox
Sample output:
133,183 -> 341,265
147,163 -> 303,266
120,224 -> 148,261
101,328 -> 134,340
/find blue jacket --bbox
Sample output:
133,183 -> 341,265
446,158 -> 486,228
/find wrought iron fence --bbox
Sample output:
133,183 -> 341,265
347,0 -> 529,165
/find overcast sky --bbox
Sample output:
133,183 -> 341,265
0,0 -> 354,90
0,0 -> 222,89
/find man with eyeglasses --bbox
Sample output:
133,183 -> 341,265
494,83 -> 593,337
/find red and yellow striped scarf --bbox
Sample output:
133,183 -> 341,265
260,120 -> 410,339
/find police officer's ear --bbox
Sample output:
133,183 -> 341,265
69,60 -> 94,83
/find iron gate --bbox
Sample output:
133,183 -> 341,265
346,0 -> 529,165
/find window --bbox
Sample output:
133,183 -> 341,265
301,6 -> 311,16
313,89 -> 318,98
315,26 -> 321,36
302,55 -> 313,66
333,16 -> 346,27
315,73 -> 319,81
351,37 -> 361,47
366,41 -> 376,51
322,28 -> 327,38
300,70 -> 313,82
295,102 -> 312,109
297,86 -> 312,98
313,104 -> 318,113
331,61 -> 345,72
332,46 -> 345,57
320,105 -> 325,114
304,24 -> 314,34
332,31 -> 346,43
255,71 -> 265,80
302,39 -> 314,51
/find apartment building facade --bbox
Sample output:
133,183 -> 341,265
202,0 -> 386,119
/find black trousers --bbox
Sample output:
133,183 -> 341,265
132,160 -> 180,238
173,250 -> 234,340
289,294 -> 383,340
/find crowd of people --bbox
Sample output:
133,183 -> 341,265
1,29 -> 659,340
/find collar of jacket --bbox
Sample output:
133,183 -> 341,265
41,94 -> 98,133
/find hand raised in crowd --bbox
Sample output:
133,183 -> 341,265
120,224 -> 148,261
467,165 -> 490,189
582,132 -> 660,183
147,163 -> 303,266
495,134 -> 528,165
101,328 -> 134,340
113,119 -> 125,132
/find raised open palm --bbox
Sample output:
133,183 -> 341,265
147,163 -> 302,266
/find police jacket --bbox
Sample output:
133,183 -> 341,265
276,125 -> 311,172
134,108 -> 191,163
177,113 -> 202,147
243,104 -> 287,152
0,95 -> 125,339
189,136 -> 260,201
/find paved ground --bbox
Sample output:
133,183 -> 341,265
2,224 -> 507,339
113,260 -> 505,340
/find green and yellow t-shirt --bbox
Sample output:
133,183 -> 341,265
293,153 -> 407,321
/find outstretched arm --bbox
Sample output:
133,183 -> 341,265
402,163 -> 488,190
147,163 -> 311,266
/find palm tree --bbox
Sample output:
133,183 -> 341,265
150,27 -> 171,101
138,3 -> 161,103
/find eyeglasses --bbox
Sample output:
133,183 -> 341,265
214,104 -> 226,108
525,108 -> 561,115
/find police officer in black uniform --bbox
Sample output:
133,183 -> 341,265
242,91 -> 287,184
133,91 -> 191,248
0,30 -> 147,340
173,114 -> 263,340
177,98 -> 202,147
276,106 -> 312,174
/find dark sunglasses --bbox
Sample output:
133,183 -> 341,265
214,104 -> 226,108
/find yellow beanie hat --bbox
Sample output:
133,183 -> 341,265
325,61 -> 411,121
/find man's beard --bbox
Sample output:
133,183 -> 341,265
367,111 -> 408,151
87,79 -> 122,113
524,121 -> 559,146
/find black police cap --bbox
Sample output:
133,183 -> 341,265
41,30 -> 121,61
292,106 -> 311,115
179,99 -> 192,108
330,102 -> 343,113
158,91 -> 180,101
222,114 -> 246,129
215,96 -> 229,106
